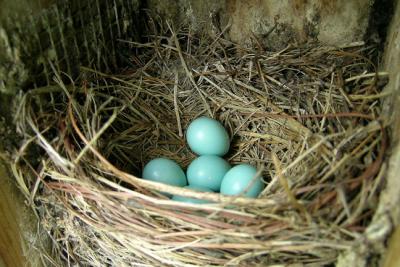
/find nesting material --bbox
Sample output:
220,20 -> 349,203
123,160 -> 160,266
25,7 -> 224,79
13,23 -> 389,266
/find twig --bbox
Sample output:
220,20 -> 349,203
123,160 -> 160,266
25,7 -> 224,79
272,153 -> 310,221
173,71 -> 183,137
167,23 -> 212,116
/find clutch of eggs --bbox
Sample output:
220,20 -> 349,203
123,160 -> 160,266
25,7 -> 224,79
141,117 -> 265,202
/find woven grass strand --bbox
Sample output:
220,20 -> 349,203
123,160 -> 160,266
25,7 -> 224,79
13,23 -> 389,266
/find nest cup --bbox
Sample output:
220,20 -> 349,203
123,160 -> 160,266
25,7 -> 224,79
14,21 -> 389,266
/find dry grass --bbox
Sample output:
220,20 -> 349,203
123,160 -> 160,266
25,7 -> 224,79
12,21 -> 390,266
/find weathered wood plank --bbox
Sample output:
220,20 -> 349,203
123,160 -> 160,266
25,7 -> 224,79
0,160 -> 26,267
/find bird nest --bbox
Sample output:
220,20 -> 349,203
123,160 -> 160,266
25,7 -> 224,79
12,21 -> 389,266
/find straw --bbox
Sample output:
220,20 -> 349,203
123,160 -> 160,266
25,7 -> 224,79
12,21 -> 389,266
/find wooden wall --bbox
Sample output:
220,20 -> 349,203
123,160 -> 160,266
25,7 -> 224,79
0,160 -> 28,267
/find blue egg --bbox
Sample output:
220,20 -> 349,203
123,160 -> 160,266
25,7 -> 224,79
142,158 -> 187,187
172,185 -> 213,204
220,164 -> 265,198
186,117 -> 230,156
187,155 -> 231,191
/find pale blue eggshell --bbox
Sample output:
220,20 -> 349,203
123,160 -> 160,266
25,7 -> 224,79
186,117 -> 230,156
172,185 -> 213,204
142,158 -> 187,187
187,155 -> 231,191
220,164 -> 264,198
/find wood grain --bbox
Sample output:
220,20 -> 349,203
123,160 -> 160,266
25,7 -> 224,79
0,162 -> 26,267
382,226 -> 400,267
0,161 -> 26,267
